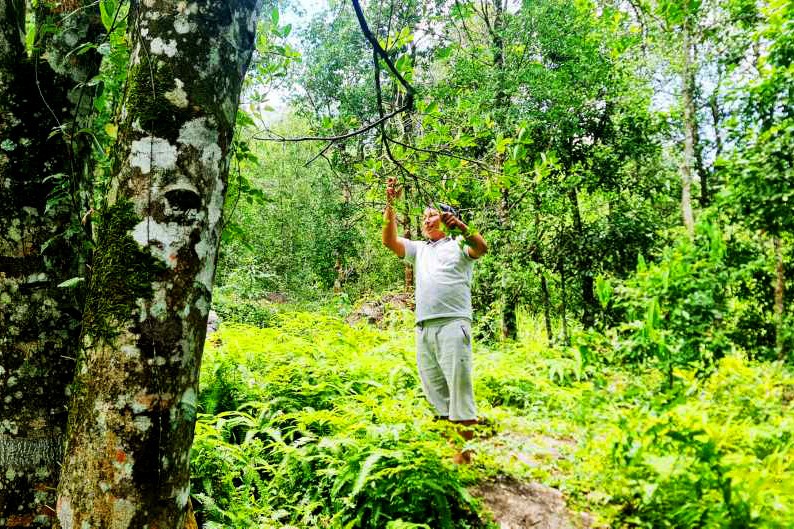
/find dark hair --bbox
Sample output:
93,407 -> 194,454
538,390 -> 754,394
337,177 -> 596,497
435,203 -> 458,218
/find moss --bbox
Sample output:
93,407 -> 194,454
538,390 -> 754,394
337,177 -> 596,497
126,61 -> 192,141
81,200 -> 166,343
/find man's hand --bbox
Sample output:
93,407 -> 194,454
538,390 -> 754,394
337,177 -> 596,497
440,211 -> 468,235
441,211 -> 489,259
386,177 -> 402,205
382,177 -> 406,258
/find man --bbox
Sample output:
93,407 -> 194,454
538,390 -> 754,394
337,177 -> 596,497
382,177 -> 488,462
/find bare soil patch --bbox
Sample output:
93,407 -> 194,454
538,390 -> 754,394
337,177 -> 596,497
471,476 -> 595,529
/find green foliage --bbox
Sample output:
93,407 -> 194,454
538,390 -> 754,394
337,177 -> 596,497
611,218 -> 789,380
608,357 -> 794,528
725,0 -> 794,237
192,311 -> 794,529
614,222 -> 732,369
218,118 -> 366,301
192,315 -> 487,528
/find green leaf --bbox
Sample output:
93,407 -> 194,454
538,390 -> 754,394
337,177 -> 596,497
395,54 -> 411,74
512,144 -> 527,161
99,0 -> 118,32
58,277 -> 86,289
596,276 -> 613,308
351,452 -> 382,497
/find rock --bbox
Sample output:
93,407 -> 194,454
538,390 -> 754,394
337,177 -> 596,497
346,292 -> 414,327
206,309 -> 220,334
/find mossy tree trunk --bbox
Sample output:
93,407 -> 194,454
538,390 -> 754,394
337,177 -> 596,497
54,1 -> 262,528
0,1 -> 100,525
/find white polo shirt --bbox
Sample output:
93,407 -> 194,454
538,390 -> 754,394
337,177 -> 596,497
400,236 -> 475,323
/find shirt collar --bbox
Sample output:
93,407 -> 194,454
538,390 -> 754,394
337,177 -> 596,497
427,236 -> 450,246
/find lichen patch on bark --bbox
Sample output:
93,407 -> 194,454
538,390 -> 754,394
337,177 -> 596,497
130,137 -> 178,174
165,79 -> 189,108
131,219 -> 193,269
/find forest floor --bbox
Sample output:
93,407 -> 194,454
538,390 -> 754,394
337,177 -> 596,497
193,309 -> 794,529
466,404 -> 601,528
472,473 -> 595,529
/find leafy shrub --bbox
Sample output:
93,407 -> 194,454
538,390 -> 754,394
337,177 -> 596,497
611,219 -> 789,383
212,291 -> 279,328
608,357 -> 794,528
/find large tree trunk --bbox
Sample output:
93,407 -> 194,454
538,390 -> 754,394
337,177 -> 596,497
55,2 -> 262,528
0,1 -> 100,524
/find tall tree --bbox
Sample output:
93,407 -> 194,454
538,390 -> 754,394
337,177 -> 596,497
0,0 -> 102,523
0,0 -> 263,526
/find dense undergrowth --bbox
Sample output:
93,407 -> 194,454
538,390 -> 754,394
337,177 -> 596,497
191,310 -> 794,529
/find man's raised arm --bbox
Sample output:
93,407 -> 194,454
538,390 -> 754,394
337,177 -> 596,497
382,177 -> 406,258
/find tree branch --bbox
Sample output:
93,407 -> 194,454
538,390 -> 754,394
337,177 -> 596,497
253,104 -> 411,143
384,135 -> 501,175
351,0 -> 416,103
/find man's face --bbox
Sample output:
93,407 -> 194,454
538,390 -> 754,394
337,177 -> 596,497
422,208 -> 445,240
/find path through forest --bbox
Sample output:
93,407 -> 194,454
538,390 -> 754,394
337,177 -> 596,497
471,434 -> 597,529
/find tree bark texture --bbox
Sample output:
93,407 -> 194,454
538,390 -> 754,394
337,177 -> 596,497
0,1 -> 100,524
774,237 -> 785,361
55,2 -> 262,528
680,22 -> 697,234
569,188 -> 596,328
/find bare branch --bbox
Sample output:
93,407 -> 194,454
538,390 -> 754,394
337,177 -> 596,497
351,0 -> 416,103
254,104 -> 412,143
384,135 -> 502,174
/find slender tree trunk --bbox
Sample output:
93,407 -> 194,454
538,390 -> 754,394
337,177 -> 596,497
500,188 -> 518,340
532,196 -> 553,346
485,0 -> 517,340
540,273 -> 553,346
560,262 -> 569,345
55,2 -> 262,528
709,75 -> 723,161
395,89 -> 414,291
708,69 -> 724,197
681,22 -> 697,234
774,237 -> 786,361
402,196 -> 414,290
569,188 -> 596,328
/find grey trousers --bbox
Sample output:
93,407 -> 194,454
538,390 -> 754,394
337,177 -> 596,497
415,317 -> 477,421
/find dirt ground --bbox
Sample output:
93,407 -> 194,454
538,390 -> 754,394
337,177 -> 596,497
471,476 -> 596,529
